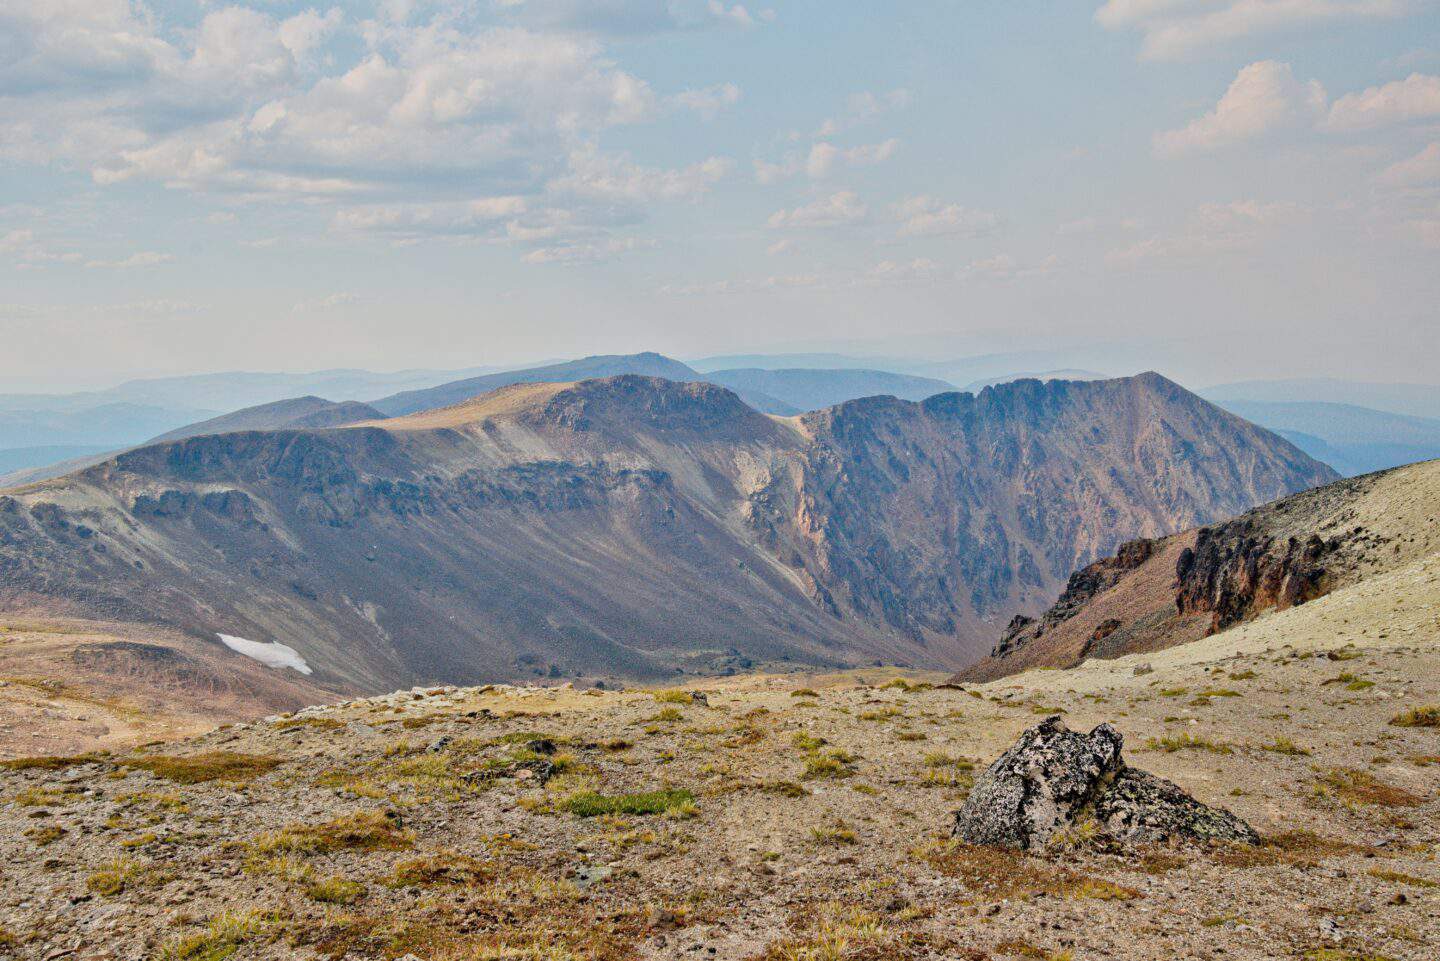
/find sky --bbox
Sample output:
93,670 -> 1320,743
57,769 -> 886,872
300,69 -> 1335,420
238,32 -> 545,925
2,0 -> 1439,392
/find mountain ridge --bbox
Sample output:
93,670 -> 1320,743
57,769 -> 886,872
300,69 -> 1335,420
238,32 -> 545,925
955,457 -> 1440,682
0,372 -> 1335,693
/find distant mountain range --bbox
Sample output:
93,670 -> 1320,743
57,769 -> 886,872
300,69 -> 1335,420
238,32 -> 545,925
0,370 -> 1332,691
1201,378 -> 1440,421
8,354 -> 1439,489
0,366 -> 507,415
1208,400 -> 1440,477
701,368 -> 954,412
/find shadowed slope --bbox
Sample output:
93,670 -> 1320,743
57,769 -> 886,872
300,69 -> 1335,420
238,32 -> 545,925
0,374 -> 1334,692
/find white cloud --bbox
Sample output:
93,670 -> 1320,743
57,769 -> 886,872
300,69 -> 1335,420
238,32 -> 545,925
707,2 -> 761,28
755,139 -> 900,183
816,89 -> 911,138
1325,73 -> 1440,130
548,149 -> 733,204
1378,142 -> 1440,186
0,228 -> 82,268
766,191 -> 868,229
492,0 -> 771,34
84,251 -> 174,269
893,196 -> 1001,238
3,10 -> 658,201
277,8 -> 344,59
672,82 -> 742,119
1154,60 -> 1326,156
766,238 -> 798,255
657,272 -> 822,296
523,236 -> 651,265
293,292 -> 360,313
865,258 -> 949,285
1107,199 -> 1309,266
333,197 -> 531,237
1097,0 -> 1414,61
0,5 -> 763,263
963,253 -> 1061,280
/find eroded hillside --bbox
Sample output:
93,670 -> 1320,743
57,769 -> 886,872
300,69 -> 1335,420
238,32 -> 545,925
959,458 -> 1440,682
0,374 -> 1335,693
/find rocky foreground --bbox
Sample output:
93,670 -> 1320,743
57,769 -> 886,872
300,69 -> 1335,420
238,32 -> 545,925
1,634 -> 1437,960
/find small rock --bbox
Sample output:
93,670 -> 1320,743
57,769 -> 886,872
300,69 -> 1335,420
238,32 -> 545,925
1133,662 -> 1154,676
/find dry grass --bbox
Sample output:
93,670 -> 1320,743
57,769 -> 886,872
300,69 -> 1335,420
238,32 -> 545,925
1145,732 -> 1233,754
386,853 -> 494,887
123,752 -> 281,784
562,788 -> 694,818
0,752 -> 108,772
917,841 -> 1138,903
159,911 -> 269,961
1388,706 -> 1439,728
1210,831 -> 1374,868
1313,767 -> 1422,808
1366,868 -> 1439,888
249,810 -> 412,855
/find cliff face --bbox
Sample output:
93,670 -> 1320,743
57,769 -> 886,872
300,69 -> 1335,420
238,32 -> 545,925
0,373 -> 1337,692
956,458 -> 1440,683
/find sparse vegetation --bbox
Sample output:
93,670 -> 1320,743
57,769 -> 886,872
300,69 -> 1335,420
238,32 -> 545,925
305,876 -> 366,904
1389,705 -> 1439,728
800,751 -> 855,780
123,752 -> 281,784
562,788 -> 695,818
86,857 -> 146,896
918,840 -> 1138,902
1146,732 -> 1233,754
1313,767 -> 1421,808
1366,868 -> 1439,888
0,752 -> 107,772
159,911 -> 269,961
386,853 -> 493,887
809,823 -> 859,846
248,810 -> 412,855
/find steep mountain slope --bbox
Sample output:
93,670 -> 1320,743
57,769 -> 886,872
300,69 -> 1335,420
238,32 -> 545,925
956,457 -> 1440,682
1210,399 -> 1440,476
0,373 -> 1334,693
704,368 -> 953,411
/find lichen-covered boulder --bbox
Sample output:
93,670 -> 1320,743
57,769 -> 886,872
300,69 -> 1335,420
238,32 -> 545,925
952,716 -> 1257,851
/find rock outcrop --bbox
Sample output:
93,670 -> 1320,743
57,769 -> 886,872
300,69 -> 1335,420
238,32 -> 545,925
955,461 -> 1440,683
952,716 -> 1258,851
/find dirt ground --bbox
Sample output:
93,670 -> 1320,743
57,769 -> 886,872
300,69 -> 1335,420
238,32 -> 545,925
0,574 -> 1436,961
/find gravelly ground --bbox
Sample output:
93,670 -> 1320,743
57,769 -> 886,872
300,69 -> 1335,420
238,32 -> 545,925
1,631 -> 1436,961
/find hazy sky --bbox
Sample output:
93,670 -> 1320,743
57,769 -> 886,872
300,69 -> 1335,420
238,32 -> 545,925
2,1 -> 1439,391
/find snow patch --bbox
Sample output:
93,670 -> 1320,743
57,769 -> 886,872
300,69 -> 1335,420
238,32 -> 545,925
218,634 -> 312,675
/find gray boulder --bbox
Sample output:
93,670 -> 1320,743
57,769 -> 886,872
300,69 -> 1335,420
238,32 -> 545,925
952,716 -> 1258,851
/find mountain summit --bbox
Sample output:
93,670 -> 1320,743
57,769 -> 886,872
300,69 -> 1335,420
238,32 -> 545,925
0,373 -> 1334,692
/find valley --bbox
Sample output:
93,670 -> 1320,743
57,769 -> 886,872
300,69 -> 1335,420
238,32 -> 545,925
0,372 -> 1332,696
